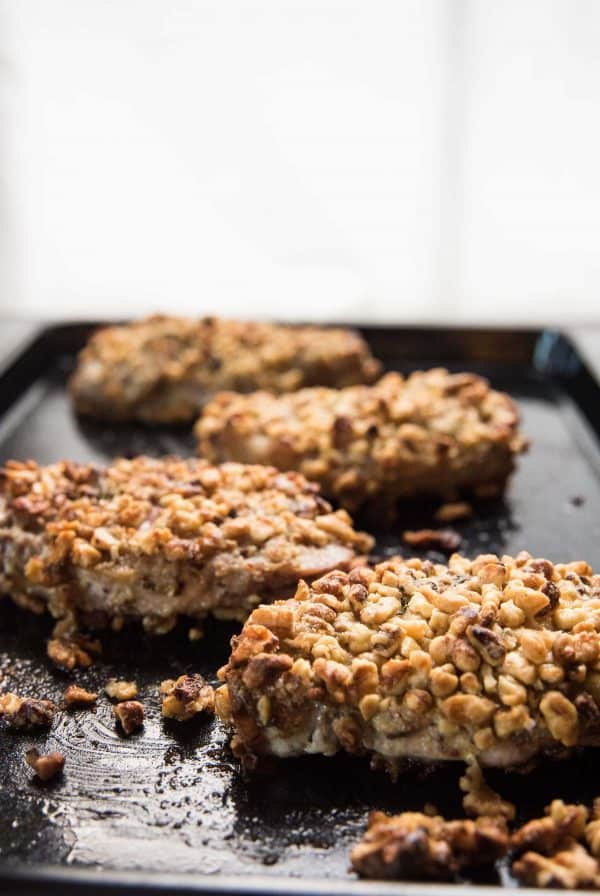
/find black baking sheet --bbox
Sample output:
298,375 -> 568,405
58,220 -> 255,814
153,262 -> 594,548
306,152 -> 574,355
0,323 -> 599,896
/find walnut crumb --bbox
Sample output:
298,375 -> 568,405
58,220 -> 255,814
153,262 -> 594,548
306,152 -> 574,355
160,674 -> 215,721
105,679 -> 138,701
434,501 -> 473,523
402,528 -> 462,552
513,843 -> 600,889
351,809 -> 508,880
0,692 -> 57,729
460,760 -> 516,821
47,634 -> 101,671
25,747 -> 65,781
113,700 -> 144,735
63,685 -> 97,709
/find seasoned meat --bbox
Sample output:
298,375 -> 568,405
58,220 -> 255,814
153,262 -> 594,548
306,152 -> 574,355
69,315 -> 381,423
0,457 -> 372,632
196,369 -> 526,512
217,552 -> 600,772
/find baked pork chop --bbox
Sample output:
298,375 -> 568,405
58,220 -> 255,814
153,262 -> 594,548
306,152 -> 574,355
0,457 -> 372,633
217,552 -> 600,772
69,315 -> 381,423
196,369 -> 526,513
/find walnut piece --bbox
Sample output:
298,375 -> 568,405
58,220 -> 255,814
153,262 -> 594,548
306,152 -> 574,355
460,760 -> 516,821
513,843 -> 600,889
0,692 -> 57,730
63,685 -> 98,709
113,700 -> 144,735
47,634 -> 101,671
105,679 -> 138,702
351,809 -> 508,880
434,501 -> 473,523
402,528 -> 462,552
160,674 -> 215,721
24,747 -> 65,781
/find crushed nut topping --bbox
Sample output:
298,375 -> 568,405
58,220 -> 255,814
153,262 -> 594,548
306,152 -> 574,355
0,457 -> 371,631
160,674 -> 215,721
218,552 -> 600,772
113,700 -> 144,735
0,692 -> 57,730
350,809 -> 509,880
70,315 -> 380,423
24,747 -> 65,781
196,369 -> 526,512
105,679 -> 138,702
63,685 -> 98,708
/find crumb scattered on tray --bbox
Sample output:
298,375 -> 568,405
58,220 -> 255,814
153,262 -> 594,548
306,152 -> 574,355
47,634 -> 102,671
24,747 -> 65,781
511,800 -> 600,889
434,501 -> 473,523
401,527 -> 462,552
350,809 -> 509,881
0,692 -> 57,730
113,700 -> 144,735
105,679 -> 138,702
160,674 -> 215,721
63,684 -> 98,709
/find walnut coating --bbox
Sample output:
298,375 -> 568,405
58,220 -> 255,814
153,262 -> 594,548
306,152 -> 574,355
196,369 -> 526,511
0,692 -> 57,729
160,674 -> 215,721
0,457 -> 371,631
350,809 -> 508,880
69,315 -> 381,423
218,552 -> 600,770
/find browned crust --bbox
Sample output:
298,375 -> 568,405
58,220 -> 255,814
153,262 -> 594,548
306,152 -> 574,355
0,457 -> 372,632
69,315 -> 381,423
196,369 -> 527,511
217,552 -> 600,771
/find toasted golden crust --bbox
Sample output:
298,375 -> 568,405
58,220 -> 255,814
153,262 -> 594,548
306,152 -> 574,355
196,370 -> 526,511
69,315 -> 381,423
218,552 -> 600,770
350,810 -> 509,880
0,457 -> 372,631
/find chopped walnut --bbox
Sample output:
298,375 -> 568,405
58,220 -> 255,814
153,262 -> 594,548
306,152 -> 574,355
47,634 -> 101,671
24,747 -> 65,781
0,692 -> 57,729
460,760 -> 515,821
512,800 -> 589,857
113,700 -> 144,735
402,528 -> 462,552
434,501 -> 473,523
105,679 -> 138,702
160,674 -> 215,721
351,809 -> 509,880
63,685 -> 97,709
513,843 -> 600,889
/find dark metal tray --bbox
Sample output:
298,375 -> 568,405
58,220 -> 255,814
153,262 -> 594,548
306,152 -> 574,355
1,322 -> 600,896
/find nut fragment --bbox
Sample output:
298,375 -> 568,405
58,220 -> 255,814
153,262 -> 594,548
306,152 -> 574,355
105,679 -> 138,702
0,692 -> 57,730
459,760 -> 515,821
434,502 -> 473,523
160,674 -> 215,721
63,685 -> 97,709
350,809 -> 509,880
47,635 -> 101,671
402,529 -> 462,553
113,700 -> 144,735
24,747 -> 65,781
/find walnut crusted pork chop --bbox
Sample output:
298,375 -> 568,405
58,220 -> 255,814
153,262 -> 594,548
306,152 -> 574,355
0,458 -> 372,634
69,315 -> 381,423
217,552 -> 600,772
196,370 -> 526,513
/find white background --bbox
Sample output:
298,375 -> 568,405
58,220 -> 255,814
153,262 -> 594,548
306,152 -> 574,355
1,1 -> 599,325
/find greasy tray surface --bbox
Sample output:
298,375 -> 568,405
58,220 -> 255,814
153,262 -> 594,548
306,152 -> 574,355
1,325 -> 600,895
